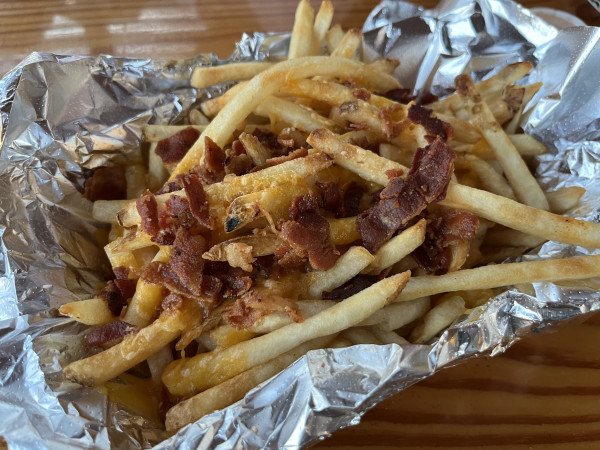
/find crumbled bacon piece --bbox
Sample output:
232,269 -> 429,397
407,104 -> 454,141
252,128 -> 285,155
322,274 -> 378,300
199,136 -> 226,183
136,190 -> 160,237
113,266 -> 129,280
278,191 -> 339,270
353,88 -> 371,101
225,153 -> 254,176
99,281 -> 127,316
169,228 -> 207,296
181,172 -> 211,229
264,147 -> 308,168
83,166 -> 127,201
223,291 -> 302,329
342,181 -> 364,217
356,138 -> 455,253
382,88 -> 438,105
413,209 -> 479,274
317,181 -> 342,216
85,321 -> 138,349
155,127 -> 200,164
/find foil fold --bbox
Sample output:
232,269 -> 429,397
1,1 -> 599,449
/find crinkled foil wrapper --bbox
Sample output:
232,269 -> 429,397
1,1 -> 600,448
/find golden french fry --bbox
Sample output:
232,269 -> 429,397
255,96 -> 339,133
306,246 -> 374,298
360,297 -> 431,331
171,56 -> 401,178
342,327 -> 383,345
92,200 -> 130,225
288,0 -> 315,58
409,295 -> 465,344
162,272 -> 410,396
63,299 -> 196,386
395,254 -> 600,302
368,326 -> 409,345
165,335 -> 334,431
363,219 -> 427,275
546,186 -> 585,213
191,62 -> 274,89
325,23 -> 344,53
455,73 -> 549,210
59,298 -> 115,326
312,0 -> 334,54
331,28 -> 362,58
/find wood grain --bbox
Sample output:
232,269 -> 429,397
0,0 -> 598,77
1,1 -> 600,448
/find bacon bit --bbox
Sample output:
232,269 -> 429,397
201,136 -> 226,183
413,209 -> 479,275
155,127 -> 200,164
342,181 -> 364,217
356,138 -> 455,253
322,274 -> 378,300
113,266 -> 129,280
99,281 -> 127,316
353,88 -> 371,101
225,153 -> 254,176
407,104 -> 454,141
136,190 -> 160,238
160,293 -> 184,313
85,321 -> 139,349
114,278 -> 137,301
278,191 -> 339,270
170,228 -> 206,296
264,147 -> 308,168
181,172 -> 211,229
382,88 -> 438,105
83,166 -> 127,201
252,128 -> 285,156
317,181 -> 342,216
223,291 -> 302,329
154,179 -> 183,195
201,275 -> 223,302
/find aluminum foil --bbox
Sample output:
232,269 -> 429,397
1,1 -> 599,448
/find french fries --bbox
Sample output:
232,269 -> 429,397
61,0 -> 600,436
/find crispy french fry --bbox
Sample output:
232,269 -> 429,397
191,62 -> 274,89
59,298 -> 115,326
162,272 -> 410,396
165,335 -> 334,431
546,186 -> 585,214
342,327 -> 382,345
328,216 -> 361,245
395,254 -> 600,302
331,28 -> 362,58
359,297 -> 431,331
455,154 -> 516,200
237,132 -> 269,167
288,0 -> 315,58
369,326 -> 409,345
312,0 -> 334,54
409,295 -> 465,344
119,152 -> 333,228
172,56 -> 401,178
255,96 -> 338,133
63,297 -> 199,386
455,74 -> 549,210
325,23 -> 344,53
310,129 -> 600,249
306,246 -> 374,298
363,219 -> 426,275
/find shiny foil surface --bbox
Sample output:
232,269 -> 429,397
1,1 -> 599,448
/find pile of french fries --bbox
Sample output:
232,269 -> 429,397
60,0 -> 600,433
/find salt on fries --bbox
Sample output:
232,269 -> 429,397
61,0 -> 600,434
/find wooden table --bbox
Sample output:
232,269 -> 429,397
1,1 -> 600,448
